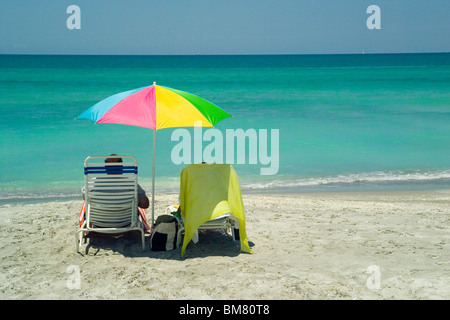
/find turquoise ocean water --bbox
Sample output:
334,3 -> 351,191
1,54 -> 449,204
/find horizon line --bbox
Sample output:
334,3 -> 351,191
1,51 -> 449,57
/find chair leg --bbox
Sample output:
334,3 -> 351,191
141,229 -> 146,251
75,230 -> 83,252
232,218 -> 240,241
176,227 -> 184,248
192,230 -> 199,244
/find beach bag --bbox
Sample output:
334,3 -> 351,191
150,215 -> 179,251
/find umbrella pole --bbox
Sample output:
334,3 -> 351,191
151,129 -> 156,228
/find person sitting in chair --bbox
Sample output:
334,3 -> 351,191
82,154 -> 149,209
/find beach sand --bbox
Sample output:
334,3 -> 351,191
0,190 -> 448,300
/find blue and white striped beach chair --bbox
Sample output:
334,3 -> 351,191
76,155 -> 148,252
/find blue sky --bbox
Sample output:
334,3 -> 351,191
0,0 -> 449,55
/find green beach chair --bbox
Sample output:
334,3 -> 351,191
177,163 -> 253,256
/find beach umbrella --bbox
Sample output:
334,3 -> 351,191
77,82 -> 231,227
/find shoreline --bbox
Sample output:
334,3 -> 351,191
0,189 -> 449,299
2,168 -> 449,206
1,184 -> 449,207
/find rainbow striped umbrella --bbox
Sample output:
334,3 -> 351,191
77,82 -> 231,226
78,82 -> 230,130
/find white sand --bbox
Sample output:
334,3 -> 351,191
0,190 -> 449,300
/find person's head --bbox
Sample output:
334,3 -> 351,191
105,154 -> 123,174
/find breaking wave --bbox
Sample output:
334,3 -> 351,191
241,169 -> 450,191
